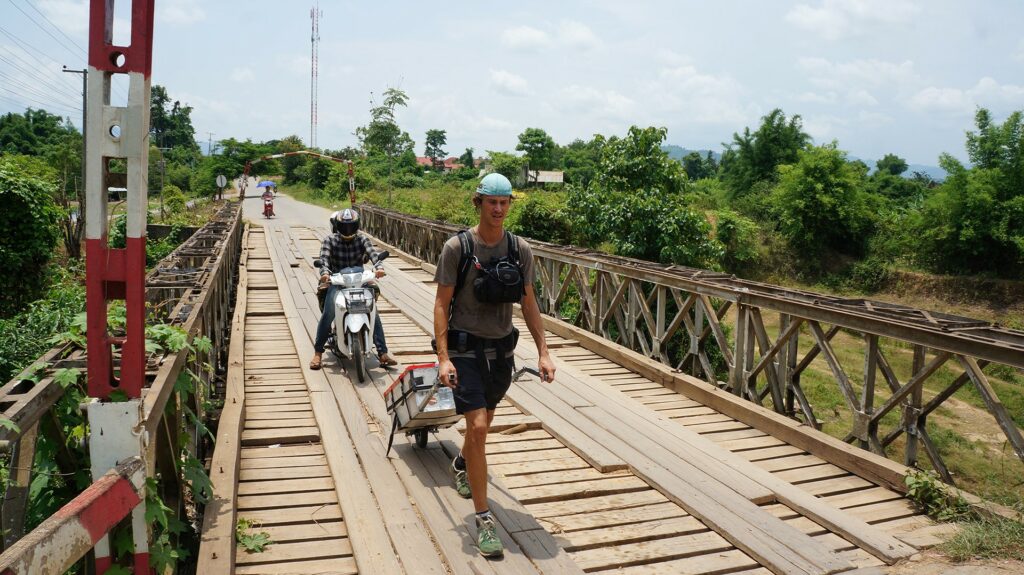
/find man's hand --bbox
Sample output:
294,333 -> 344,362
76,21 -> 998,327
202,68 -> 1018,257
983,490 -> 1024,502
319,273 -> 329,284
538,354 -> 556,383
438,359 -> 457,389
375,268 -> 386,279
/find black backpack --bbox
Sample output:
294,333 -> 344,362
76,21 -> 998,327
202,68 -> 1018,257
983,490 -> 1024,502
448,230 -> 524,318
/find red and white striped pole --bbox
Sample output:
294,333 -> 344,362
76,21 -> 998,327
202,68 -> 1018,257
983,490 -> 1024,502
83,1 -> 155,573
0,458 -> 145,575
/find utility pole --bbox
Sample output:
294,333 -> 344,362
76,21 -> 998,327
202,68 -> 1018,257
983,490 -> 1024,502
310,3 -> 322,149
63,66 -> 87,249
207,132 -> 215,156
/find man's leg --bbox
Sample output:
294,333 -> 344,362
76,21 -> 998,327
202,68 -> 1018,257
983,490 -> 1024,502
461,407 -> 494,513
311,287 -> 336,366
373,315 -> 396,365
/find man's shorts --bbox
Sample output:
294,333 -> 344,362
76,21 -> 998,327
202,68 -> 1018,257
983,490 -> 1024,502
452,355 -> 514,414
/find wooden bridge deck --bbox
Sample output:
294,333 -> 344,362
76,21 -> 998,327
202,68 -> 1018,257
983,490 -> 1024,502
199,222 -> 957,575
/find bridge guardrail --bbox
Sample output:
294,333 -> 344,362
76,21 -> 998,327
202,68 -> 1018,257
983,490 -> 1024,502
0,202 -> 241,567
359,203 -> 1024,483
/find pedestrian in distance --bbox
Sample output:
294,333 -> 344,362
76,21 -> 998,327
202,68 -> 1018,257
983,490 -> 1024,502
432,172 -> 556,558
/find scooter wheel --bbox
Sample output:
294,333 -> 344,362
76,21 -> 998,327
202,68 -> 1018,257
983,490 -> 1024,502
415,429 -> 428,449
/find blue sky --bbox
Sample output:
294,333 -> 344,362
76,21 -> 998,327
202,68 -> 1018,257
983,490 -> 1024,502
2,0 -> 1023,165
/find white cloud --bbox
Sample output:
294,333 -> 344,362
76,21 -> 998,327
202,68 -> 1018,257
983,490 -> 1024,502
500,26 -> 550,50
910,77 -> 1024,114
37,0 -> 88,34
847,89 -> 879,107
797,91 -> 838,104
489,69 -> 530,97
558,21 -> 600,50
230,67 -> 255,83
1016,39 -> 1024,62
645,65 -> 750,124
158,0 -> 206,25
799,57 -> 917,91
555,85 -> 636,121
786,0 -> 921,41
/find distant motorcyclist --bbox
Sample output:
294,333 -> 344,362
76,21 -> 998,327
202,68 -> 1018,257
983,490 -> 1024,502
310,208 -> 398,370
261,188 -> 275,217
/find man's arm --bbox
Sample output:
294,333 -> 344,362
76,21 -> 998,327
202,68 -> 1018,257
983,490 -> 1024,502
363,236 -> 383,269
434,284 -> 457,389
319,236 -> 333,278
521,284 -> 556,383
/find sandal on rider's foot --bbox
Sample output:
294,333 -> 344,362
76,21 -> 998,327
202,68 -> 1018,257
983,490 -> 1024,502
377,353 -> 398,367
309,357 -> 323,370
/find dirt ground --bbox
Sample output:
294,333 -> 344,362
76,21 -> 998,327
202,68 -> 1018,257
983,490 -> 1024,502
889,549 -> 1024,574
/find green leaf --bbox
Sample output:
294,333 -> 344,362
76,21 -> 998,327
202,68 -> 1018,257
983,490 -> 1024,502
192,336 -> 212,355
0,417 -> 20,434
52,367 -> 80,390
182,455 -> 214,505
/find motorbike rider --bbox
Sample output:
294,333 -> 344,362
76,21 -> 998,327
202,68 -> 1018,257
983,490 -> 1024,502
261,187 -> 275,217
310,208 -> 398,370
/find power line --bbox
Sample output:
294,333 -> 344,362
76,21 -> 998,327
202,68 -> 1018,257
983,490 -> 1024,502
6,0 -> 84,64
0,25 -> 83,93
0,86 -> 80,115
0,52 -> 82,101
0,68 -> 81,111
25,0 -> 88,57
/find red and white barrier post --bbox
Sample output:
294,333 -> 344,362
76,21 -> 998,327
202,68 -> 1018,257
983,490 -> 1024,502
83,1 -> 155,573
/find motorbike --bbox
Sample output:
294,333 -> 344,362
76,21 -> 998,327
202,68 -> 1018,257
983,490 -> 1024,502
262,197 -> 274,218
315,251 -> 389,382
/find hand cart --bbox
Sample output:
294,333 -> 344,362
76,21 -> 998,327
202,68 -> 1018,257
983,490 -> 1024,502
383,363 -> 461,454
382,364 -> 546,455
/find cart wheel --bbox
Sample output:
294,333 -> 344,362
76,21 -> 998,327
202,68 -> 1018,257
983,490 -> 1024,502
415,429 -> 428,449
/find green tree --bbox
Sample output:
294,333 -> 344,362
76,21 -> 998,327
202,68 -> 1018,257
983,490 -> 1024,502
0,108 -> 77,156
458,147 -> 474,169
516,127 -> 557,171
769,143 -> 874,261
560,137 -> 604,187
0,155 -> 61,315
357,88 -> 413,158
681,151 -> 717,181
876,153 -> 909,176
721,108 -> 810,200
424,129 -> 447,168
486,151 -> 527,185
567,126 -> 722,268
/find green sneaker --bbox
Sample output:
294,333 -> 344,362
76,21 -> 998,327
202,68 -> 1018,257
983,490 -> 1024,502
476,514 -> 504,558
452,457 -> 471,499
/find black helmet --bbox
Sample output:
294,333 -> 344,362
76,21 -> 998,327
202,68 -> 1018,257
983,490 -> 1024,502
330,208 -> 360,239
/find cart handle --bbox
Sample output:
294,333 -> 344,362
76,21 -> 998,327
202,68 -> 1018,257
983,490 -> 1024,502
513,367 -> 542,382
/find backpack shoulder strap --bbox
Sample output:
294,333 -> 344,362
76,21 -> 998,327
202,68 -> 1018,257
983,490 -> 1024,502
449,230 -> 474,318
505,231 -> 520,265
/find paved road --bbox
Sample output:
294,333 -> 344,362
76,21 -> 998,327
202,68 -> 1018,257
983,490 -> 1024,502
237,176 -> 334,231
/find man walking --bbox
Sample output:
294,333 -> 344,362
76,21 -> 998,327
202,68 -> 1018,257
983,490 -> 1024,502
433,173 -> 556,557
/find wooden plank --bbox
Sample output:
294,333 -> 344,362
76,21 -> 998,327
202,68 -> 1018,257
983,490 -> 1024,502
237,476 -> 335,496
510,476 -> 651,504
527,490 -> 671,520
568,531 -> 733,572
541,501 -> 687,533
234,556 -> 357,575
236,490 -> 337,510
255,521 -> 347,544
238,504 -> 343,526
561,515 -> 707,552
262,232 -> 442,575
239,465 -> 331,481
235,537 -> 352,565
240,444 -> 324,459
197,225 -> 251,574
240,427 -> 320,446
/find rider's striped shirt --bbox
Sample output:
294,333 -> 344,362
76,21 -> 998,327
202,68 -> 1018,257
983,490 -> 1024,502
318,232 -> 381,276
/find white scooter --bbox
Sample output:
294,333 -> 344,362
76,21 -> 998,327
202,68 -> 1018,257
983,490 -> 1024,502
315,252 -> 389,382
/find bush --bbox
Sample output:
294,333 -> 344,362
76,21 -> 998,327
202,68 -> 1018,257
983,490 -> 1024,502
507,192 -> 573,244
163,184 -> 187,214
769,143 -> 875,264
847,256 -> 892,293
713,210 -> 760,276
0,155 -> 61,316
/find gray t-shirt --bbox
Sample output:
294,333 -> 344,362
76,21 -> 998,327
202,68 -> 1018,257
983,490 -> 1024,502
434,229 -> 535,340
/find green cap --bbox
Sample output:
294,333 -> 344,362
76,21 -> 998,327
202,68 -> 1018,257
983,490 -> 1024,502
477,173 -> 513,196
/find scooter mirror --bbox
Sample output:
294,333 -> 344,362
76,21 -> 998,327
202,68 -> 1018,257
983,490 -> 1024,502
377,251 -> 390,262
313,259 -> 323,268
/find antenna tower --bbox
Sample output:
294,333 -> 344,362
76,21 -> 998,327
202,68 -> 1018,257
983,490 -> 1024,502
310,3 -> 322,148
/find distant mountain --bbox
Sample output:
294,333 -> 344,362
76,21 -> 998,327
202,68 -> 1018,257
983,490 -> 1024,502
663,144 -> 946,182
905,163 -> 947,182
661,145 -> 721,162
